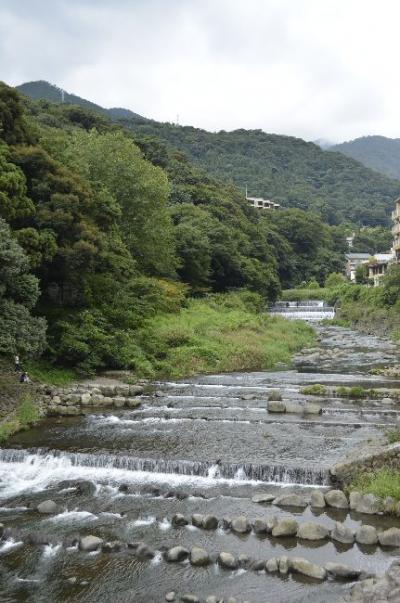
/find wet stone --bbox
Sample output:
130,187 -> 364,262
252,518 -> 268,534
266,557 -> 279,572
190,547 -> 210,566
356,525 -> 378,545
249,559 -> 264,571
191,514 -> 204,528
273,493 -> 307,508
166,545 -> 189,562
79,535 -> 103,552
135,543 -> 155,559
310,490 -> 326,508
172,514 -> 188,527
378,527 -> 400,547
331,522 -> 354,544
355,493 -> 382,515
325,562 -> 361,580
325,490 -> 349,509
278,555 -> 290,574
37,500 -> 59,514
252,493 -> 275,504
218,552 -> 238,569
297,522 -> 329,541
165,593 -> 176,602
231,515 -> 251,533
272,517 -> 298,537
290,557 -> 326,580
349,491 -> 362,510
180,595 -> 199,603
202,514 -> 218,530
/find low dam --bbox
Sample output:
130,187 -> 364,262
0,313 -> 399,602
269,300 -> 335,321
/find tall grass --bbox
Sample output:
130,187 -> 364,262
350,470 -> 400,502
135,292 -> 315,379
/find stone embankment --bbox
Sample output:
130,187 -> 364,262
331,442 -> 400,486
37,382 -> 144,417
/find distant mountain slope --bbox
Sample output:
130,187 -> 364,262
122,121 -> 400,226
330,135 -> 400,180
16,81 -> 400,227
16,80 -> 145,122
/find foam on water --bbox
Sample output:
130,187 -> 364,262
0,538 -> 23,555
48,510 -> 97,523
42,543 -> 62,559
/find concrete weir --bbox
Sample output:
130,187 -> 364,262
1,315 -> 400,602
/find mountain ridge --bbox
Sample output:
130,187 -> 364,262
329,135 -> 400,180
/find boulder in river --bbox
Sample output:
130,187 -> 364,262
325,562 -> 361,579
378,527 -> 400,547
231,516 -> 251,533
310,490 -> 326,508
267,400 -> 286,413
190,546 -> 210,566
273,493 -> 307,508
165,545 -> 189,562
349,490 -> 362,510
354,493 -> 382,515
265,557 -> 279,572
218,551 -> 238,569
181,595 -> 199,603
330,522 -> 354,544
165,593 -> 176,602
135,543 -> 155,559
355,525 -> 378,545
191,513 -> 204,528
290,557 -> 326,580
278,556 -> 290,574
37,500 -> 59,514
202,515 -> 218,530
272,517 -> 298,537
102,540 -> 124,553
304,403 -> 322,415
325,489 -> 349,509
251,493 -> 275,504
252,518 -> 268,534
79,535 -> 103,552
297,522 -> 329,540
172,513 -> 188,527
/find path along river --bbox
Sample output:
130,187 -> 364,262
1,310 -> 400,602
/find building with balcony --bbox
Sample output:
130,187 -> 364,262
392,197 -> 400,261
345,253 -> 370,281
368,253 -> 395,286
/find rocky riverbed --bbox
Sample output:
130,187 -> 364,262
1,322 -> 400,602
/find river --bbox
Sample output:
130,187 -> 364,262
1,311 -> 400,602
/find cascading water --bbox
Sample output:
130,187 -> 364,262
269,300 -> 335,321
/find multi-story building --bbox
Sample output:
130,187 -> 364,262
368,253 -> 395,286
392,197 -> 400,262
246,188 -> 280,210
345,253 -> 370,281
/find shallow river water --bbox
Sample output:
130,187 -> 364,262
1,323 -> 400,602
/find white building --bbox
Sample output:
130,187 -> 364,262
246,188 -> 280,210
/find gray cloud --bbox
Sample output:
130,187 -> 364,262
0,0 -> 399,141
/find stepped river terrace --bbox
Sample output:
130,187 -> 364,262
1,308 -> 400,602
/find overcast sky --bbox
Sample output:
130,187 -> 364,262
1,0 -> 400,142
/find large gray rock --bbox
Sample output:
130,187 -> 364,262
265,557 -> 279,572
181,596 -> 199,603
218,551 -> 238,569
202,515 -> 218,530
265,515 -> 278,533
325,562 -> 361,579
171,514 -> 188,527
37,500 -> 59,514
330,522 -> 354,544
231,516 -> 251,533
129,384 -> 144,396
355,493 -> 382,515
356,525 -> 378,545
165,593 -> 176,602
297,522 -> 329,541
102,540 -> 124,553
252,493 -> 275,504
345,560 -> 400,601
304,403 -> 322,414
278,555 -> 290,574
273,494 -> 307,508
79,535 -> 103,551
252,518 -> 268,534
310,490 -> 326,508
325,489 -> 349,509
135,543 -> 155,559
267,400 -> 286,413
378,527 -> 400,547
272,517 -> 298,537
165,545 -> 189,562
290,557 -> 326,580
191,514 -> 204,528
383,496 -> 396,514
349,491 -> 362,510
190,547 -> 210,566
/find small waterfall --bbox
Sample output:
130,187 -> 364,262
269,300 -> 335,321
0,448 -> 330,486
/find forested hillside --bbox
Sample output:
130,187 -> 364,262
17,81 -> 400,227
0,82 -> 345,374
330,135 -> 400,181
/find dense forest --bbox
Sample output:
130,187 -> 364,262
17,81 -> 400,227
330,135 -> 400,181
0,82 -> 346,374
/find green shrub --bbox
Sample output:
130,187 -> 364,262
300,384 -> 327,396
350,470 -> 400,502
386,428 -> 400,444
